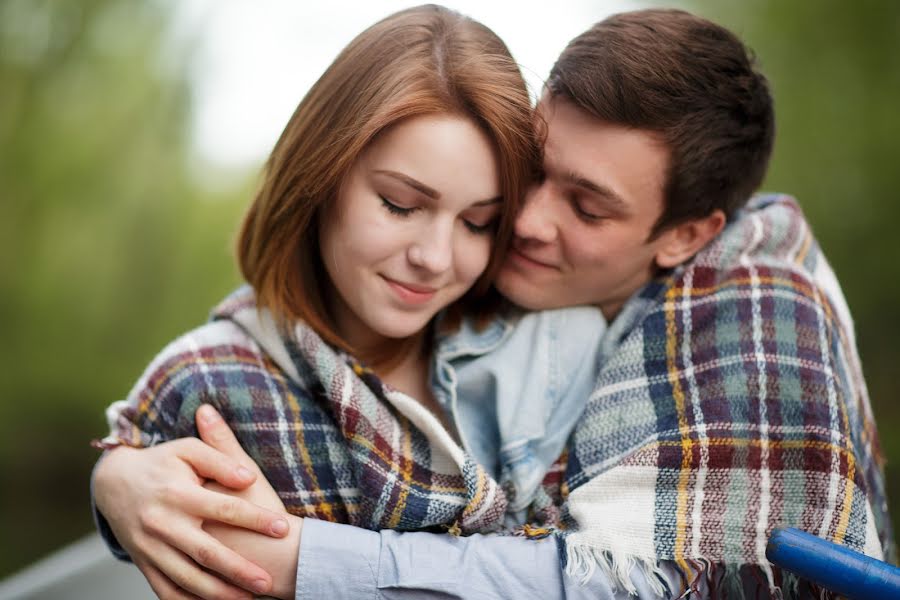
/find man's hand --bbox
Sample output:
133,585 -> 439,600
197,404 -> 303,600
93,413 -> 290,599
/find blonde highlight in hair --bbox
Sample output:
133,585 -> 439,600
238,4 -> 538,362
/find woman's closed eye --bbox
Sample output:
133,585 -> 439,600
382,192 -> 497,234
461,204 -> 500,235
462,218 -> 496,234
381,195 -> 419,217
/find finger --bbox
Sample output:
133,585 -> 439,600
177,481 -> 289,537
139,561 -> 200,600
171,436 -> 256,489
195,404 -> 254,466
153,519 -> 274,596
143,539 -> 258,600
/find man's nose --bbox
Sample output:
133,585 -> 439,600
514,183 -> 558,243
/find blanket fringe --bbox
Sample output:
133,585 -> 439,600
564,543 -> 670,597
563,544 -> 811,599
721,562 -> 744,599
779,571 -> 800,599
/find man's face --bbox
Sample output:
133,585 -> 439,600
496,96 -> 673,319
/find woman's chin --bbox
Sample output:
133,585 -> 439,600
372,321 -> 429,341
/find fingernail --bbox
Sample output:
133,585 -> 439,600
198,404 -> 217,425
271,518 -> 289,536
252,579 -> 270,594
236,466 -> 253,480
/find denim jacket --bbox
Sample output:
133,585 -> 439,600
431,306 -> 607,522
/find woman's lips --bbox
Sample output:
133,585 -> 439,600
382,276 -> 437,304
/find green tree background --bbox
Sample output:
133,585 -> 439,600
1,0 -> 897,578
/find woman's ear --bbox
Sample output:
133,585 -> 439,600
653,209 -> 726,269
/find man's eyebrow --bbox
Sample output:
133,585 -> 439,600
375,170 -> 440,199
562,171 -> 628,213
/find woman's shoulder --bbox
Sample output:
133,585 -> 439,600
126,319 -> 280,404
138,286 -> 270,383
160,319 -> 263,367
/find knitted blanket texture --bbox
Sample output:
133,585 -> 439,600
559,194 -> 892,594
102,194 -> 891,597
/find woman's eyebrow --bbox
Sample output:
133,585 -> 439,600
374,170 -> 439,198
375,169 -> 501,206
471,197 -> 502,207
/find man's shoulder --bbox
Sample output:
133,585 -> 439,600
607,192 -> 848,350
710,192 -> 806,259
689,192 -> 834,290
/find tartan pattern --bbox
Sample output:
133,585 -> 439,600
103,290 -> 507,533
561,194 -> 893,588
101,193 -> 892,595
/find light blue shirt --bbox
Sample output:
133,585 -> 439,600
431,306 -> 607,522
296,518 -> 690,599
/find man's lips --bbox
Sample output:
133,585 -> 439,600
508,247 -> 557,270
382,276 -> 438,304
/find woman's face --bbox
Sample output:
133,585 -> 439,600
319,113 -> 502,350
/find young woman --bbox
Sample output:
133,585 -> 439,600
92,5 -> 607,600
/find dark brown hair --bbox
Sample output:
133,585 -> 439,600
547,8 -> 775,235
237,5 -> 538,364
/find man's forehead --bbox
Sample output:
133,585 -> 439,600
537,96 -> 596,160
537,95 -> 669,220
537,98 -> 601,180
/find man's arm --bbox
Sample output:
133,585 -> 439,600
195,404 -> 687,600
295,519 -> 691,600
205,507 -> 687,600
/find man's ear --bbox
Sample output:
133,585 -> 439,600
654,209 -> 726,269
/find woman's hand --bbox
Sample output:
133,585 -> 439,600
198,405 -> 303,600
92,406 -> 291,599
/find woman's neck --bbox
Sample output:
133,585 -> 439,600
341,320 -> 456,438
377,335 -> 429,396
378,336 -> 457,439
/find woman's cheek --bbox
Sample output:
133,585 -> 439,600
459,236 -> 493,284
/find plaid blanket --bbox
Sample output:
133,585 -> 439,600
102,289 -> 509,533
101,193 -> 891,597
560,194 -> 894,595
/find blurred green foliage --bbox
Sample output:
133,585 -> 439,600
1,0 -> 897,579
0,0 -> 250,576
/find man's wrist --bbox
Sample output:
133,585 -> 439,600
271,514 -> 303,600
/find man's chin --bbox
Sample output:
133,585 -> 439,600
495,270 -> 561,311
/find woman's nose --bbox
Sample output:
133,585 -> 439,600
408,220 -> 453,273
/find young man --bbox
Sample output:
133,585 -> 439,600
94,9 -> 891,599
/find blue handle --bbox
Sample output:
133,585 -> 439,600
766,527 -> 900,600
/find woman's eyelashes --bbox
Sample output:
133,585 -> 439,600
463,218 -> 496,234
381,194 -> 497,235
380,195 -> 417,217
459,203 -> 500,235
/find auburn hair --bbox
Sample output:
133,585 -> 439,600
237,4 -> 539,363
